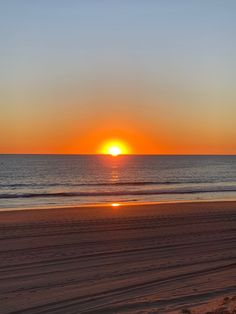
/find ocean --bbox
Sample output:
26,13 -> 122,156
0,155 -> 236,210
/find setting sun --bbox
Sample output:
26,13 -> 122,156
99,140 -> 130,156
108,146 -> 121,156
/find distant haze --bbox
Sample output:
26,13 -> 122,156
1,1 -> 236,154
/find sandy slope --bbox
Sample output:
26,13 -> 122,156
0,201 -> 235,313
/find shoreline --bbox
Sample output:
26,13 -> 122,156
1,197 -> 236,213
0,199 -> 236,225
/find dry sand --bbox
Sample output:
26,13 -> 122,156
0,201 -> 236,313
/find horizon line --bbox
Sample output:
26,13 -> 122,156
0,153 -> 236,156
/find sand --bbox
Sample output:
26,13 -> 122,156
0,201 -> 236,313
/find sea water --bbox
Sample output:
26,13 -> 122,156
0,155 -> 236,210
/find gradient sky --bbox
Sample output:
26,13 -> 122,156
1,0 -> 235,154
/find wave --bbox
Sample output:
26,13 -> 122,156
0,179 -> 231,188
1,187 -> 236,199
0,181 -> 173,188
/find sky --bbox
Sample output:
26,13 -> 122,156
0,0 -> 236,154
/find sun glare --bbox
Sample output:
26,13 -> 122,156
108,146 -> 121,156
99,140 -> 130,156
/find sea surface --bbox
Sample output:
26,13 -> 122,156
0,155 -> 236,210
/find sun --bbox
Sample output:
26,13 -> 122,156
108,146 -> 121,156
99,140 -> 130,156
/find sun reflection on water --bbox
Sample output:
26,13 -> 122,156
111,203 -> 120,207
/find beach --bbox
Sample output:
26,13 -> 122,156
0,200 -> 236,313
2,0 -> 236,312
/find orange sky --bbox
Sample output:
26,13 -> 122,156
1,2 -> 236,154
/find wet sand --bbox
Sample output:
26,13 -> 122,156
0,201 -> 236,313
